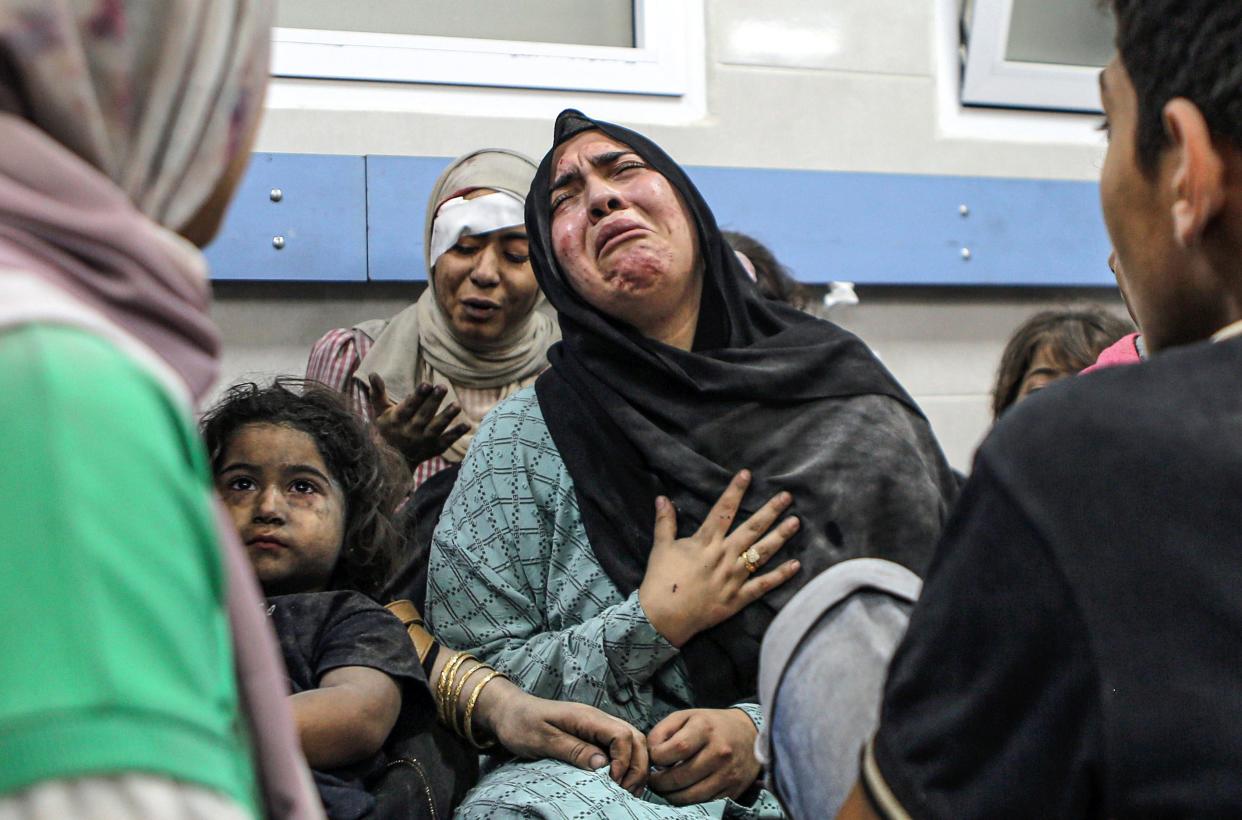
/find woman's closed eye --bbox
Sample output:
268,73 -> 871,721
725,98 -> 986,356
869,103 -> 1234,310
613,160 -> 645,177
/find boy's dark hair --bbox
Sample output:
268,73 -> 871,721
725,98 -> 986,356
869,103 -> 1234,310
722,230 -> 810,310
992,308 -> 1134,419
201,379 -> 400,600
1109,1 -> 1242,174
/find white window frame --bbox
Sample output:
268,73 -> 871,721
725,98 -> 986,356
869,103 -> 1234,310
961,0 -> 1105,113
271,0 -> 691,97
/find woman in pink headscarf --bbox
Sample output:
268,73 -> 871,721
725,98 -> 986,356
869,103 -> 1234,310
0,2 -> 320,817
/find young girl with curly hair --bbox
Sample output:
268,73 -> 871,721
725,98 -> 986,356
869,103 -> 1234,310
201,380 -> 423,819
201,381 -> 650,819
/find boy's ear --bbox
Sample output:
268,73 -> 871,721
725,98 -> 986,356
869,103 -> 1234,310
1164,97 -> 1226,248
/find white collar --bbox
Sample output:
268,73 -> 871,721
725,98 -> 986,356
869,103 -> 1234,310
1211,319 -> 1242,343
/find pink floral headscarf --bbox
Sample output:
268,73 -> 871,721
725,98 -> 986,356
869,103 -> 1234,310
0,3 -> 322,817
0,0 -> 268,230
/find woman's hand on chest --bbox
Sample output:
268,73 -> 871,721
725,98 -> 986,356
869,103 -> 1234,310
637,469 -> 801,648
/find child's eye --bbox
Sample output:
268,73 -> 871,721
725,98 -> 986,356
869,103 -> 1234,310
505,252 -> 530,264
227,476 -> 255,492
290,479 -> 319,495
451,242 -> 480,256
550,192 -> 572,212
615,160 -> 645,176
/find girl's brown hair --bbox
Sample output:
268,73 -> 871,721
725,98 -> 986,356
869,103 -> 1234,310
992,308 -> 1134,420
201,379 -> 401,600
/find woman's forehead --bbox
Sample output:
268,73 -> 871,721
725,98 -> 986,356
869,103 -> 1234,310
551,131 -> 638,178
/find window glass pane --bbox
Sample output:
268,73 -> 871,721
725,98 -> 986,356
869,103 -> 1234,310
276,0 -> 636,48
1004,0 -> 1113,67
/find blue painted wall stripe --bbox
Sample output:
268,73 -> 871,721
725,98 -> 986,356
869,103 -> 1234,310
691,167 -> 1112,287
206,153 -> 368,281
366,155 -> 455,281
205,152 -> 1113,287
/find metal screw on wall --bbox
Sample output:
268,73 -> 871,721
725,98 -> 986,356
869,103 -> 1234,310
959,204 -> 969,216
272,236 -> 286,250
961,247 -> 972,261
270,188 -> 283,202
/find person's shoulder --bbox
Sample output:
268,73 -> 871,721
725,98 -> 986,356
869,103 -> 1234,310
497,384 -> 541,410
1,322 -> 155,389
821,392 -> 949,478
309,326 -> 357,352
271,589 -> 386,616
834,392 -> 930,435
0,323 -> 193,456
269,591 -> 397,637
456,386 -> 570,495
307,323 -> 385,364
1080,332 -> 1142,375
474,385 -> 545,440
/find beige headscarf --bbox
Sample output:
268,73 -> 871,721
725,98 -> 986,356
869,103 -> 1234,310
0,3 -> 321,817
355,148 -> 559,461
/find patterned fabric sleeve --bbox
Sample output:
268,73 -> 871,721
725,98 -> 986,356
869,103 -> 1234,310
426,390 -> 681,727
304,327 -> 374,420
734,702 -> 764,733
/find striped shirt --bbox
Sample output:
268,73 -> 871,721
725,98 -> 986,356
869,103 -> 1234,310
304,326 -> 511,491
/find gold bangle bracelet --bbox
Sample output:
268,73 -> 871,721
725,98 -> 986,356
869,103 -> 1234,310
463,670 -> 504,750
435,653 -> 454,723
435,652 -> 458,722
437,652 -> 472,725
449,659 -> 487,733
443,653 -> 474,725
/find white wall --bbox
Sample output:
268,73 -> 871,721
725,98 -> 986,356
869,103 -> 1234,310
212,0 -> 1125,472
256,0 -> 1108,178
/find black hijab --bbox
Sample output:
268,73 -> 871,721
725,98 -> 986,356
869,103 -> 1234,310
529,110 -> 958,707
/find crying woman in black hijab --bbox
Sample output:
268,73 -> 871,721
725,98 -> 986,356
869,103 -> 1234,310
425,111 -> 958,818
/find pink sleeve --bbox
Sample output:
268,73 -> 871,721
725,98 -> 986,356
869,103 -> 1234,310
305,328 -> 374,420
1079,332 -> 1142,376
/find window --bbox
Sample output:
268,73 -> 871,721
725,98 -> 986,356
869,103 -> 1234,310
271,0 -> 694,97
276,0 -> 635,47
960,0 -> 1113,113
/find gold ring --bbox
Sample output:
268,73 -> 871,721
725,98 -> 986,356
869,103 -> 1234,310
741,546 -> 761,574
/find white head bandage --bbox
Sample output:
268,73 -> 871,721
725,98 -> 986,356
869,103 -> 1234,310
428,191 -> 526,265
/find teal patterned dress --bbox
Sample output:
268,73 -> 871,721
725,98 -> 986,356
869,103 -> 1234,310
426,388 -> 785,819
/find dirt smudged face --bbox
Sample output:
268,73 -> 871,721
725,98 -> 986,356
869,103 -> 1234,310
548,130 -> 702,347
216,422 -> 346,596
433,188 -> 541,346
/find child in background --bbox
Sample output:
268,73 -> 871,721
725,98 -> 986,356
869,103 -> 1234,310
201,381 -> 429,820
991,307 -> 1133,419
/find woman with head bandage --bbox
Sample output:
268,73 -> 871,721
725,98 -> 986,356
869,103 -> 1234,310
305,148 -> 557,606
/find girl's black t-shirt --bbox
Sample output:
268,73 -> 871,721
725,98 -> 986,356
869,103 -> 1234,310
869,336 -> 1242,818
269,591 -> 429,820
